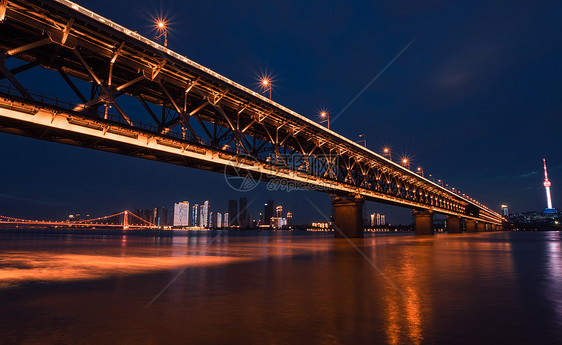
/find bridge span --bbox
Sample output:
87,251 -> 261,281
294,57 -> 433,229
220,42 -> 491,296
0,0 -> 504,236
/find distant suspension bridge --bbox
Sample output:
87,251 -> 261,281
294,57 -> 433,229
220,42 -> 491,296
0,210 -> 157,230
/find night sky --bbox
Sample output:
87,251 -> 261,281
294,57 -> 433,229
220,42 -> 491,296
1,0 -> 561,223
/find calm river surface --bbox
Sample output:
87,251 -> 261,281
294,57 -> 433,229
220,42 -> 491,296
1,231 -> 561,344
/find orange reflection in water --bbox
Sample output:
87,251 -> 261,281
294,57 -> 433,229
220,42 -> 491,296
0,252 -> 250,288
375,233 -> 514,345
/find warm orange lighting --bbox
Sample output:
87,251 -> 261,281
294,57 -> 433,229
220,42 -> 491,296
384,148 -> 389,153
158,21 -> 165,28
402,158 -> 409,164
320,111 -> 327,118
417,167 -> 421,171
261,78 -> 269,86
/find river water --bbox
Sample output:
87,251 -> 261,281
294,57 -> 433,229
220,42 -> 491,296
0,231 -> 561,344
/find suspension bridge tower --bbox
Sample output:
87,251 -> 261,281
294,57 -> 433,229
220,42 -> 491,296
123,210 -> 130,230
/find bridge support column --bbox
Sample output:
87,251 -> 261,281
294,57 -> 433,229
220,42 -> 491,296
333,196 -> 364,238
465,219 -> 476,233
447,216 -> 461,233
413,210 -> 434,235
476,221 -> 486,232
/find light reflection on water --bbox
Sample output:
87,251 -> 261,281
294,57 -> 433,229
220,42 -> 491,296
0,231 -> 561,344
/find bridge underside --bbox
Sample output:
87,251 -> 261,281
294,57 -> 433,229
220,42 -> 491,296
0,0 -> 504,235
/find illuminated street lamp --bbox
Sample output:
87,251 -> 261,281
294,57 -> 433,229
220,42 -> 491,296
416,166 -> 424,177
156,20 -> 168,47
382,147 -> 391,160
258,76 -> 273,99
401,157 -> 410,169
319,111 -> 330,129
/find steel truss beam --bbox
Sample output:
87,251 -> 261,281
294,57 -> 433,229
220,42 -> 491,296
0,0 -> 503,224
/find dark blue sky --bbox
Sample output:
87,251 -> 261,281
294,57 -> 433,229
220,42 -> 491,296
1,0 -> 561,223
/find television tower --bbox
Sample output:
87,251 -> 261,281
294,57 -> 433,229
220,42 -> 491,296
543,158 -> 553,209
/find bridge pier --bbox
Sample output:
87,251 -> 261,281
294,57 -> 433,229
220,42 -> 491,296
476,222 -> 486,232
447,215 -> 462,233
413,210 -> 434,235
465,219 -> 477,233
332,196 -> 364,238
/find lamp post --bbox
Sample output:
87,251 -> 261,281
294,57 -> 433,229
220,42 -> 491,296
260,77 -> 272,99
357,134 -> 366,147
401,158 -> 410,169
382,147 -> 391,160
416,166 -> 424,177
319,111 -> 330,129
156,20 -> 168,47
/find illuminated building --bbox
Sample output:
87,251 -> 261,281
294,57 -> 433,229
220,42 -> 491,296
370,212 -> 385,226
286,212 -> 292,226
173,201 -> 190,227
276,205 -> 283,218
192,204 -> 199,227
208,211 -> 213,228
501,205 -> 509,217
201,200 -> 209,227
224,213 -> 229,227
544,158 -> 555,212
216,212 -> 222,228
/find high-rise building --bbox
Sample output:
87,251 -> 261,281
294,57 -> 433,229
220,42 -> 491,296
501,205 -> 509,218
161,206 -> 168,226
208,211 -> 213,228
201,200 -> 210,227
173,201 -> 190,226
370,213 -> 384,226
192,204 -> 199,227
276,205 -> 283,218
264,200 -> 274,225
153,207 -> 160,226
543,158 -> 554,211
216,212 -> 222,228
224,213 -> 229,227
228,200 -> 238,226
239,197 -> 248,228
286,212 -> 292,226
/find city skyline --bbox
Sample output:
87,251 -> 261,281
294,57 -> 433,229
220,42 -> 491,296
0,0 -> 560,224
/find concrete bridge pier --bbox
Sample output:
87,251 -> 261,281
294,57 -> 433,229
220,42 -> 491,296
476,222 -> 486,232
332,196 -> 364,238
447,216 -> 462,233
465,219 -> 477,233
413,210 -> 434,235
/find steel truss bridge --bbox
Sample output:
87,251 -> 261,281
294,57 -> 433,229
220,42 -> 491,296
0,0 -> 504,236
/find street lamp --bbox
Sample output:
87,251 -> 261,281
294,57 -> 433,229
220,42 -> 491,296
382,147 -> 391,160
416,166 -> 424,177
357,134 -> 366,147
156,20 -> 168,47
260,77 -> 272,99
401,157 -> 410,169
319,111 -> 330,129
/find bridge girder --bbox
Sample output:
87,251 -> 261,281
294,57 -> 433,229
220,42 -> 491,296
0,0 -> 504,225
